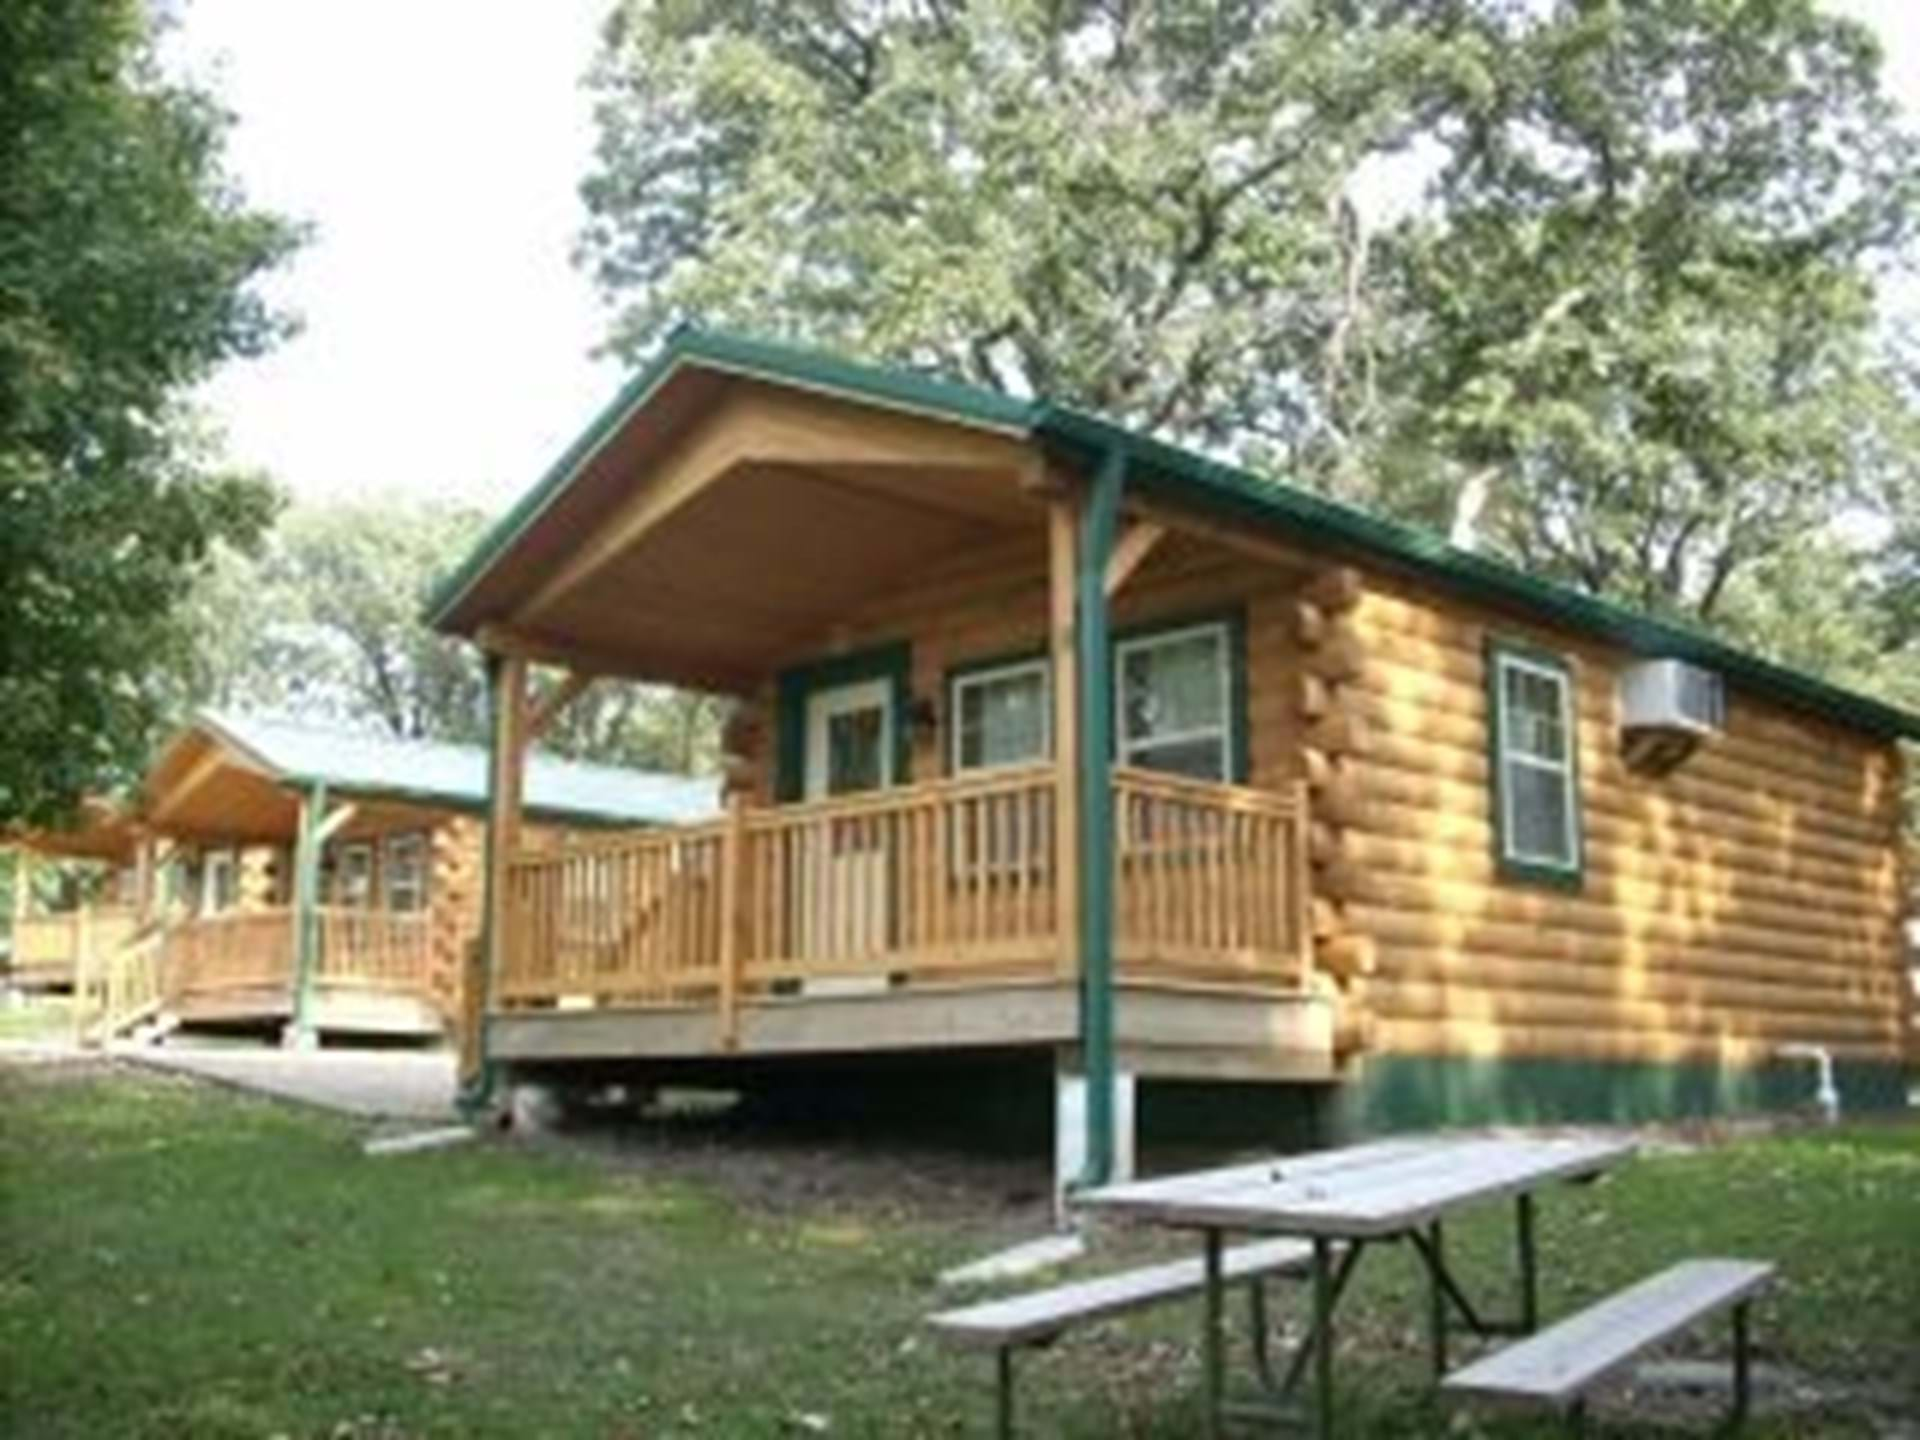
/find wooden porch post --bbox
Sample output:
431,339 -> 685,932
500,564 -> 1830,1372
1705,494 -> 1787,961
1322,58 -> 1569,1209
467,651 -> 530,1107
286,782 -> 326,1049
1074,447 -> 1125,1190
1049,498 -> 1082,977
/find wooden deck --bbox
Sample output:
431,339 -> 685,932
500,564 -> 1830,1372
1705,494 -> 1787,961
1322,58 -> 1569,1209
8,906 -> 138,989
492,768 -> 1330,1078
59,905 -> 445,1039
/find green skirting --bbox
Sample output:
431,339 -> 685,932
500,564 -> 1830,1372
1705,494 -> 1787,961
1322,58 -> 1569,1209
1341,1052 -> 1913,1136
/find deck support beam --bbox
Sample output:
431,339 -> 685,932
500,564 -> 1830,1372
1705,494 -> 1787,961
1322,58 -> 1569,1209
1073,445 -> 1125,1192
466,650 -> 531,1110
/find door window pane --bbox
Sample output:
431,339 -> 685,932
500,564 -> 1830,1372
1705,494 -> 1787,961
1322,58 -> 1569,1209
826,707 -> 886,796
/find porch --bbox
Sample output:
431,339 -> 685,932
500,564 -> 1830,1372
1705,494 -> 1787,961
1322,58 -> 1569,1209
71,903 -> 445,1042
433,337 -> 1372,1097
491,765 -> 1332,1079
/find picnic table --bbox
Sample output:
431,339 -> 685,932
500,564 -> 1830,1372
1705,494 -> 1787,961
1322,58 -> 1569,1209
1076,1133 -> 1637,1438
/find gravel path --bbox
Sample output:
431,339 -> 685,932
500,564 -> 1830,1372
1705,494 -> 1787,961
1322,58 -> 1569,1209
115,1042 -> 457,1120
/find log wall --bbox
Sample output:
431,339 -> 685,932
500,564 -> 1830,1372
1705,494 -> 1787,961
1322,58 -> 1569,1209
1345,572 -> 1909,1068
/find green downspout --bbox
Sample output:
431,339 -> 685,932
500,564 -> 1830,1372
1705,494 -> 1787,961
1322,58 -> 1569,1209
1074,446 -> 1124,1190
290,779 -> 325,1045
459,653 -> 505,1114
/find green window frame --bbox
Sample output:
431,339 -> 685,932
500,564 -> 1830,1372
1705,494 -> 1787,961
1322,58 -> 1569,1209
1486,637 -> 1583,887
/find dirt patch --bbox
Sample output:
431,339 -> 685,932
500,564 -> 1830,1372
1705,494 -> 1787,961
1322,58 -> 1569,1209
521,1110 -> 1058,1238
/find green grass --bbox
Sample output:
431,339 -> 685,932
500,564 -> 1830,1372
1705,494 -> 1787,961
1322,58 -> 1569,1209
0,994 -> 72,1043
1,1063 -> 1914,1439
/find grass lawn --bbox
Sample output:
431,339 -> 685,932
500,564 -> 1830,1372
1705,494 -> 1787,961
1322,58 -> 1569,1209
1,1061 -> 1914,1439
0,994 -> 72,1044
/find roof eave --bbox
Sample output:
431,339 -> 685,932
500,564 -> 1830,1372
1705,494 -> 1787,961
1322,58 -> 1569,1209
1038,407 -> 1920,743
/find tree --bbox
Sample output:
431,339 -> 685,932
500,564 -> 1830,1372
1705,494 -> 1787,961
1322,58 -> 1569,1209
175,498 -> 725,775
0,0 -> 299,827
578,0 -> 1458,478
578,0 -> 1920,642
1383,0 -> 1920,622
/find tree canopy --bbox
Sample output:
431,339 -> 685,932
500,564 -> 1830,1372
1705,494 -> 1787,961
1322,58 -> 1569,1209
176,498 -> 724,777
578,0 -> 1920,683
0,0 -> 299,827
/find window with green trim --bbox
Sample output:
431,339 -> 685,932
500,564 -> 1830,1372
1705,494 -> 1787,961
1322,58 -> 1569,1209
1489,643 -> 1582,880
950,658 -> 1050,773
1116,621 -> 1233,781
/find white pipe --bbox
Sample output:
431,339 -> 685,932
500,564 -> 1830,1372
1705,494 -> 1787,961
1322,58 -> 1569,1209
1777,1044 -> 1840,1124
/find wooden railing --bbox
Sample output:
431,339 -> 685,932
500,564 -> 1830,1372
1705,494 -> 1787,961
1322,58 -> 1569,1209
498,766 -> 1312,1023
1113,767 -> 1312,988
316,906 -> 432,988
10,905 -> 139,980
163,909 -> 296,999
74,929 -> 166,1045
740,765 -> 1060,990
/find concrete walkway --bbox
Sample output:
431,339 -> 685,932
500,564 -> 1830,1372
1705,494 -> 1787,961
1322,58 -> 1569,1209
117,1043 -> 458,1121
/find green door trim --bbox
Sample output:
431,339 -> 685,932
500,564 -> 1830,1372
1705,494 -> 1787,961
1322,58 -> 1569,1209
774,641 -> 913,803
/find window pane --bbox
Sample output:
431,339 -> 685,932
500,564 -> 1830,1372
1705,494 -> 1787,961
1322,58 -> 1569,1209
957,668 -> 1047,770
1122,630 -> 1225,744
826,707 -> 886,795
1503,665 -> 1566,763
1129,736 -> 1228,782
1507,761 -> 1572,865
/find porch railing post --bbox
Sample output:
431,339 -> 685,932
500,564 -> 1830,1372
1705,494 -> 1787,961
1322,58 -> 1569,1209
717,793 -> 747,1049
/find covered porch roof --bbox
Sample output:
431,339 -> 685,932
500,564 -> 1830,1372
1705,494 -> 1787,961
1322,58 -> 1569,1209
428,349 -> 1048,693
430,326 -> 1920,740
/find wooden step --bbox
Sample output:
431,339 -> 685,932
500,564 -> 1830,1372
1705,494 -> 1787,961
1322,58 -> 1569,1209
927,1238 -> 1315,1350
1442,1259 -> 1774,1407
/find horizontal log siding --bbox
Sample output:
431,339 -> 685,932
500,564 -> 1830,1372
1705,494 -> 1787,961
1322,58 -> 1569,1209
1349,577 -> 1907,1067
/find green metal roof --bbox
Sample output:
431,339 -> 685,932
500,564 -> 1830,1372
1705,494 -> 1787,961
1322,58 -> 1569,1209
200,712 -> 720,827
431,326 -> 1920,742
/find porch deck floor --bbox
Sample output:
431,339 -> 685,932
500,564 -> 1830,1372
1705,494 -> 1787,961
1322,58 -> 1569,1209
489,980 -> 1337,1082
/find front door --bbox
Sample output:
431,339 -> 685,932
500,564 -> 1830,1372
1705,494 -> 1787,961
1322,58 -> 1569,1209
802,678 -> 894,959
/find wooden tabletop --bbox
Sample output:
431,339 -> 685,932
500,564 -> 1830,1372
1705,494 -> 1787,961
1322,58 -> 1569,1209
1076,1135 -> 1636,1238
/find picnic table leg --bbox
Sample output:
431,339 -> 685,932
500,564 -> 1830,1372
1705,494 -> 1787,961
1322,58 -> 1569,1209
1247,1277 -> 1276,1390
1204,1228 -> 1226,1440
996,1348 -> 1014,1440
1517,1192 -> 1539,1334
1426,1220 -> 1448,1377
1731,1300 -> 1751,1429
1312,1236 -> 1336,1440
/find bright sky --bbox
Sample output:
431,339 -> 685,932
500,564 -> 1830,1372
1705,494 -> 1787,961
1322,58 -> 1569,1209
172,1 -> 1919,508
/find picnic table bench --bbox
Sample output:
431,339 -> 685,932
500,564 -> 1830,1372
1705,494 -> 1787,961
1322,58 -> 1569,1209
1442,1257 -> 1775,1434
927,1237 -> 1317,1439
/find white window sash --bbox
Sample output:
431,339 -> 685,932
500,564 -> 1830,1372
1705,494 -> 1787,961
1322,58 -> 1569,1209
1495,652 -> 1578,869
1114,622 -> 1231,779
949,658 -> 1052,775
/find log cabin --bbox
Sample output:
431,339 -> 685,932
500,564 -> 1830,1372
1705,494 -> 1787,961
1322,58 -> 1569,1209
429,327 -> 1916,1173
6,712 -> 717,1044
